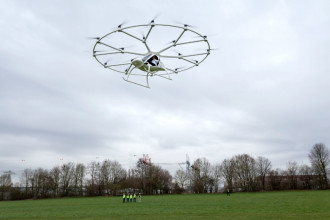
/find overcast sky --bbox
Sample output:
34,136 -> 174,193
1,0 -> 330,179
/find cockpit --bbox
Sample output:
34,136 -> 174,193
143,54 -> 160,66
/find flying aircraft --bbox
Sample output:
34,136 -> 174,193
92,19 -> 212,88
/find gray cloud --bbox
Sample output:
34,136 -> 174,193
1,0 -> 330,178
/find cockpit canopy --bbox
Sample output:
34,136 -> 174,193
142,54 -> 160,63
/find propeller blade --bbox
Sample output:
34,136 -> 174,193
118,45 -> 134,50
150,13 -> 161,23
196,48 -> 219,52
86,37 -> 100,40
104,59 -> 111,66
193,34 -> 217,39
174,66 -> 185,71
183,24 -> 196,28
174,21 -> 197,29
173,49 -> 182,56
139,30 -> 146,40
93,50 -> 106,53
117,20 -> 128,29
166,40 -> 176,45
84,50 -> 104,53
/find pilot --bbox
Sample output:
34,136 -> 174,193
149,55 -> 159,66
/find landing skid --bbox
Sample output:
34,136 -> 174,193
122,64 -> 172,88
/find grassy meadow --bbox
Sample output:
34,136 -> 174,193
0,190 -> 329,219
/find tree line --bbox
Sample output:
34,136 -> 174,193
0,143 -> 329,200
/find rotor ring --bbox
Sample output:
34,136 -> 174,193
93,23 -> 211,75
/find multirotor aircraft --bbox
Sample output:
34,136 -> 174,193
92,19 -> 212,88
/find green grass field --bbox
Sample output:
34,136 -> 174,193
0,191 -> 329,219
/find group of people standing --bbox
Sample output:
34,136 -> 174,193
122,193 -> 141,203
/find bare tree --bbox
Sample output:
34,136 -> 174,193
124,168 -> 138,191
220,158 -> 235,191
233,154 -> 258,192
152,166 -> 172,194
30,168 -> 41,199
299,164 -> 314,189
100,160 -> 112,195
20,168 -> 33,198
0,173 -> 12,200
200,158 -> 212,193
268,168 -> 282,190
212,163 -> 222,193
308,143 -> 329,189
135,158 -> 148,193
256,156 -> 272,190
100,159 -> 125,195
87,161 -> 100,196
190,158 -> 211,193
60,162 -> 74,196
134,159 -> 173,195
110,160 -> 125,195
49,166 -> 60,197
111,161 -> 125,183
174,169 -> 188,190
73,163 -> 86,196
33,168 -> 51,199
286,161 -> 299,189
